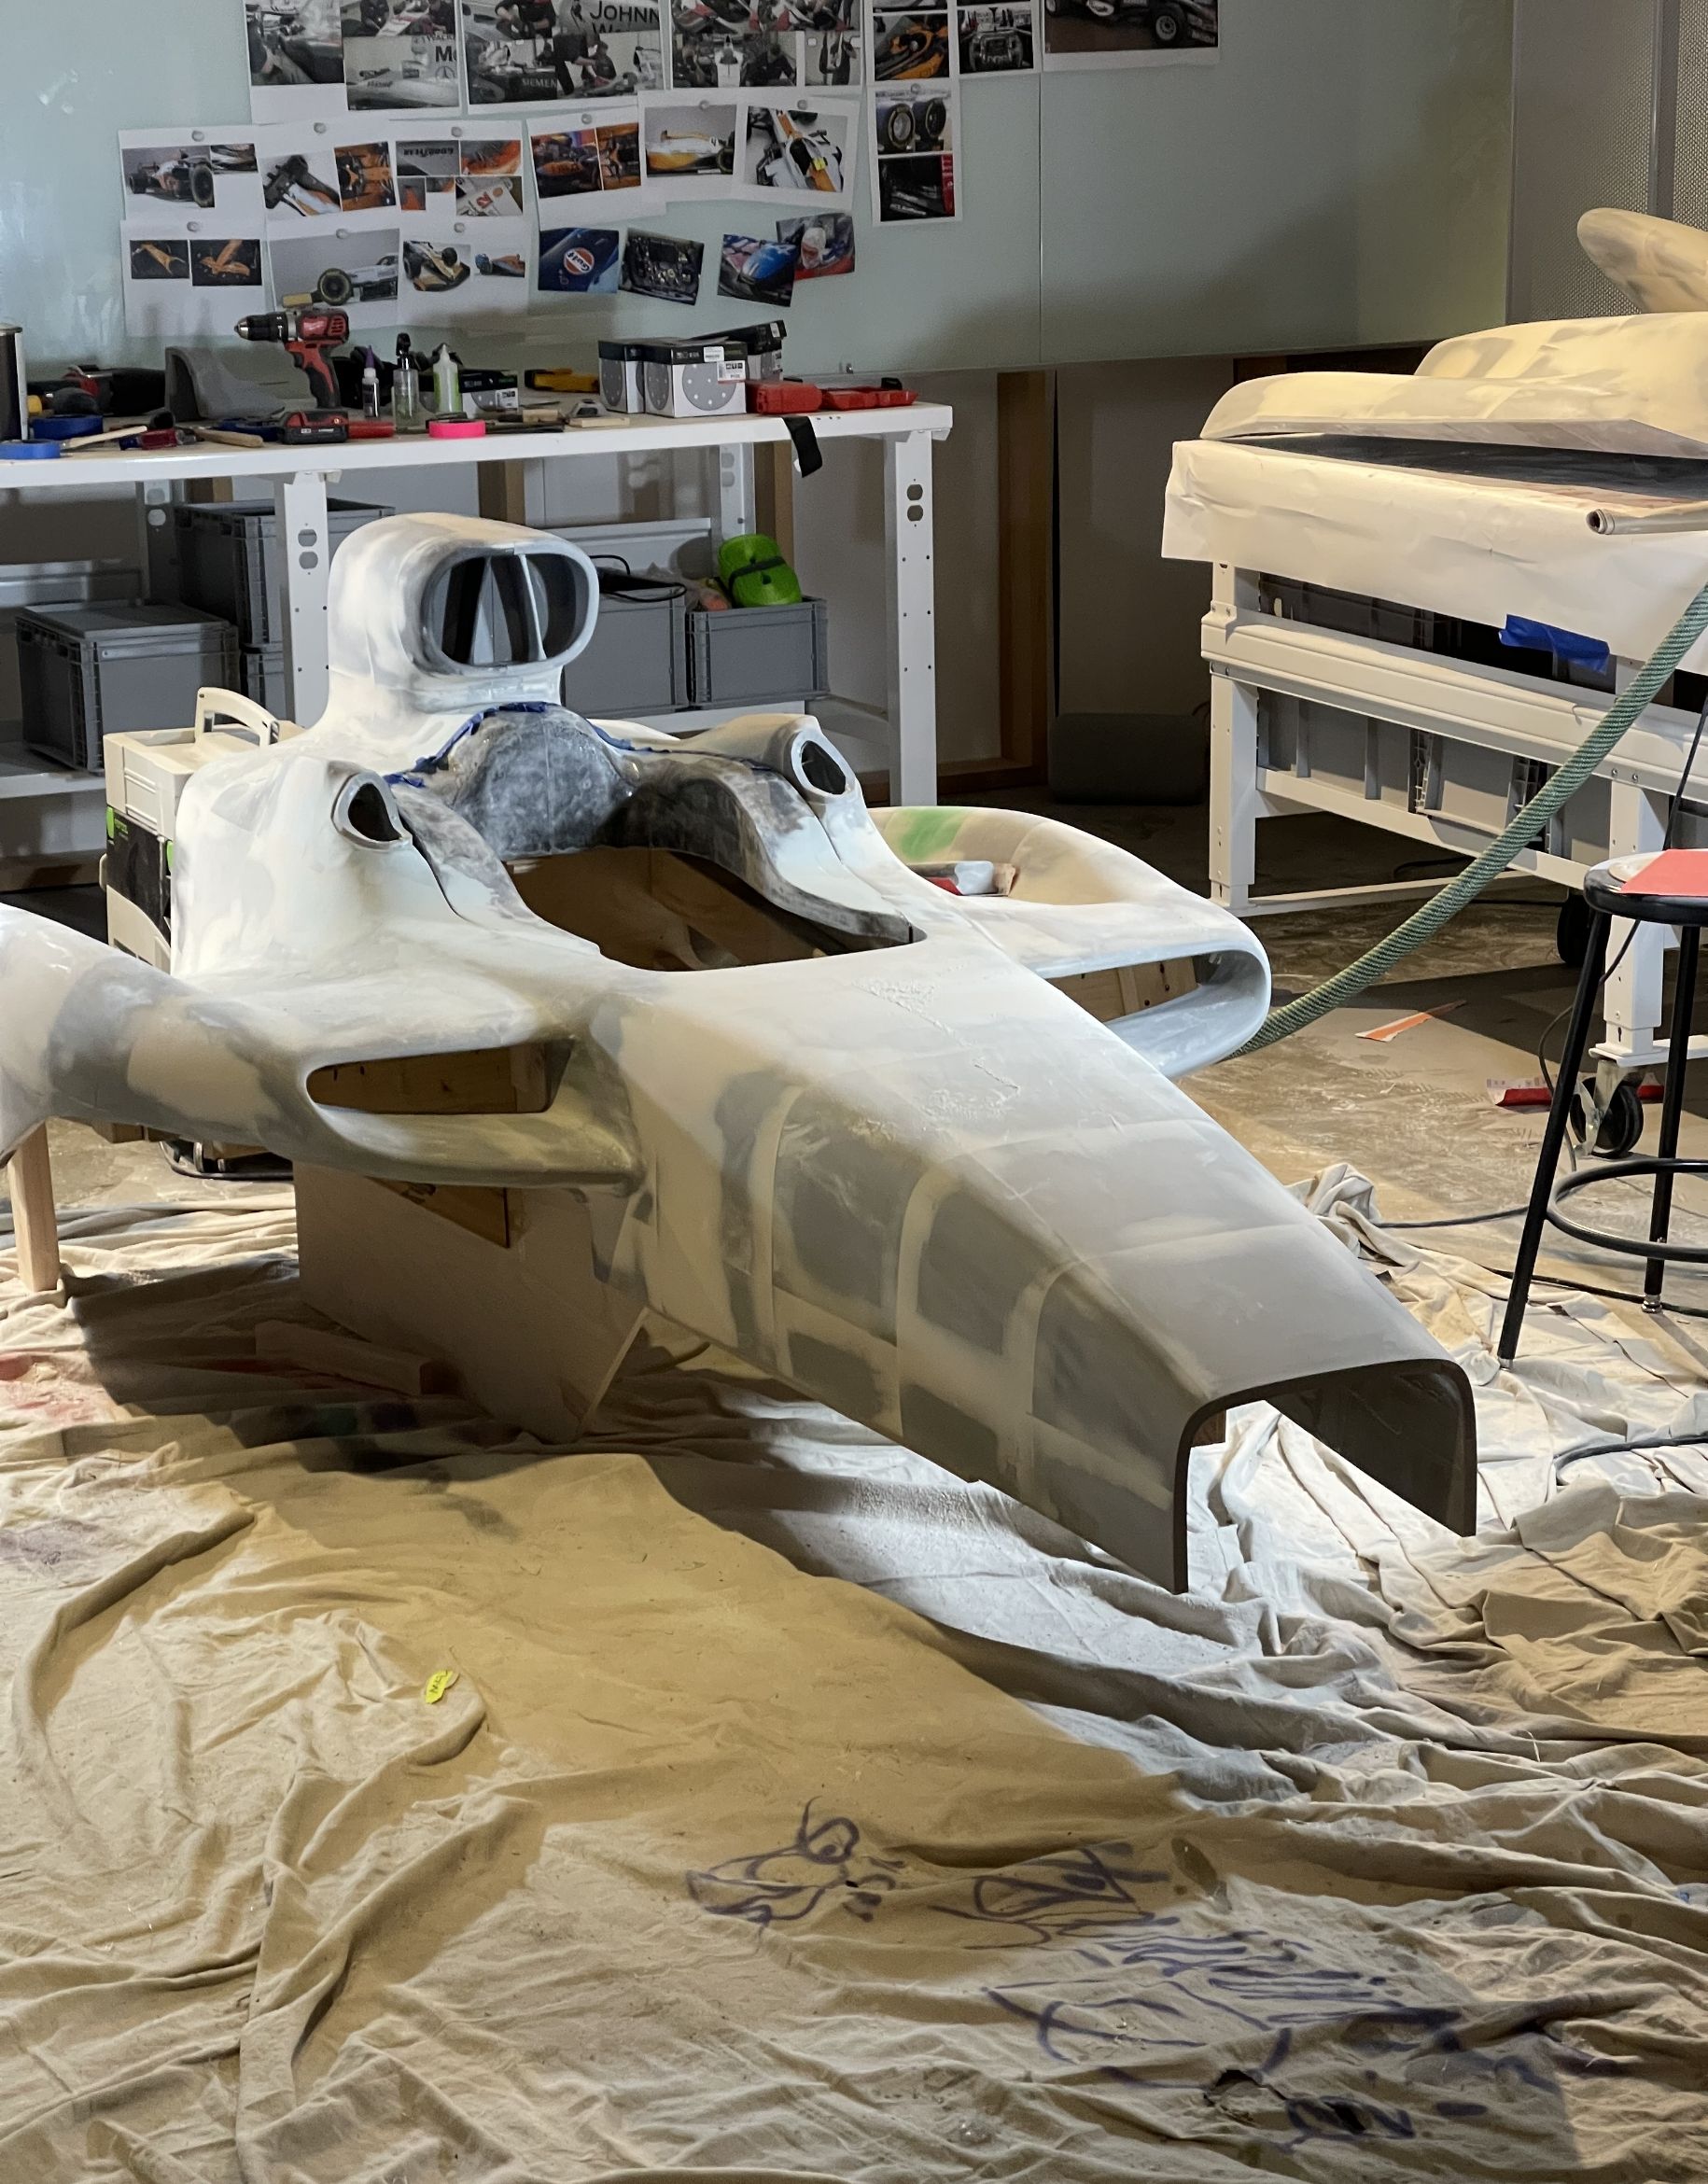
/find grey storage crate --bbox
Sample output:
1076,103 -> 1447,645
237,644 -> 289,718
166,497 -> 392,647
687,597 -> 829,708
19,602 -> 236,773
563,587 -> 689,718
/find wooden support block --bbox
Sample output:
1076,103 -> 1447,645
308,1043 -> 553,1115
996,369 -> 1054,785
7,1127 -> 61,1294
295,1166 -> 643,1442
254,1318 -> 455,1396
374,1180 -> 515,1249
1052,959 -> 1196,1023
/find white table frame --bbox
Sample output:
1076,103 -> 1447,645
0,404 -> 950,838
1205,562 -> 1703,1099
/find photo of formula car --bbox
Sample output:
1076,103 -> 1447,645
402,240 -> 471,291
475,251 -> 528,276
123,142 -> 257,216
749,105 -> 846,192
777,211 -> 854,277
533,132 -> 604,194
1044,0 -> 1182,29
246,2 -> 344,87
873,12 -> 950,76
278,252 -> 400,305
719,231 -> 799,306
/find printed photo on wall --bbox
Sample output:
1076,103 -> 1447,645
343,0 -> 462,107
396,135 -> 459,204
957,2 -> 1031,71
124,222 -> 266,336
337,140 -> 398,209
740,99 -> 855,203
719,230 -> 799,306
1040,0 -> 1215,69
120,140 -> 261,227
466,0 -> 665,102
261,138 -> 344,217
870,67 -> 957,221
401,232 -> 475,293
644,100 -> 737,184
531,111 -> 645,198
457,174 -> 525,213
538,224 -> 623,289
777,207 -> 852,274
270,224 -> 401,309
246,0 -> 346,119
621,230 -> 705,301
872,8 -> 951,79
671,0 -> 860,90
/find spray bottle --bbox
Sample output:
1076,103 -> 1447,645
392,333 -> 421,431
430,343 -> 460,418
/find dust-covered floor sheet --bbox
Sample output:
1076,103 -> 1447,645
0,1177 -> 1704,2183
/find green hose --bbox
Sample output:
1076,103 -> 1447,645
1239,578 -> 1708,1055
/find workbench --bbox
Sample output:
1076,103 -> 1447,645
1165,435 -> 1708,1107
0,403 -> 951,881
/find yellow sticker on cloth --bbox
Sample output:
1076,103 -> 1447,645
423,1668 -> 460,1705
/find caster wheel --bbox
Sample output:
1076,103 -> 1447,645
1569,1078 -> 1645,1157
1556,894 -> 1593,969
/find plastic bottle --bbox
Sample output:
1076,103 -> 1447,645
360,347 -> 382,421
430,343 -> 460,417
392,334 -> 421,432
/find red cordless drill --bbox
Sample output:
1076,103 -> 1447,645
232,308 -> 349,414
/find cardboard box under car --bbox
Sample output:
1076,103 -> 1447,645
19,602 -> 237,773
164,498 -> 393,648
563,585 -> 690,718
687,598 -> 829,709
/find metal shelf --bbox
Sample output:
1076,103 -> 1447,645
0,729 -> 104,804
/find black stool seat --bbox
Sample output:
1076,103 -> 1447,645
1583,848 -> 1708,923
1498,849 -> 1708,1361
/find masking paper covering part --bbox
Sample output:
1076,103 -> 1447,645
1163,433 -> 1708,677
0,1172 -> 1702,2180
0,511 -> 1474,1589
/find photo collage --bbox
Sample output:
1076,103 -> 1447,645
127,0 -> 1217,330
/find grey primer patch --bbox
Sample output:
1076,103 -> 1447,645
899,1384 -> 999,1482
775,1097 -> 920,1339
1033,1449 -> 1164,1584
714,1070 -> 793,1356
1030,1274 -> 1184,1455
916,1188 -> 1044,1353
787,1334 -> 884,1424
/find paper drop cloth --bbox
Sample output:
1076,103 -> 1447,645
0,1173 -> 1702,2182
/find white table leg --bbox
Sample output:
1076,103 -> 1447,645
884,429 -> 937,807
717,441 -> 756,543
1604,770 -> 1668,1063
1208,566 -> 1263,913
274,468 -> 331,727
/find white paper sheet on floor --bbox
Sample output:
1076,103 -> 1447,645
0,1177 -> 1703,2181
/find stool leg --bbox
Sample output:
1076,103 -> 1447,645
1499,911 -> 1611,1362
1645,923 -> 1700,1308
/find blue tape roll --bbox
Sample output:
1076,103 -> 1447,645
0,439 -> 62,459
